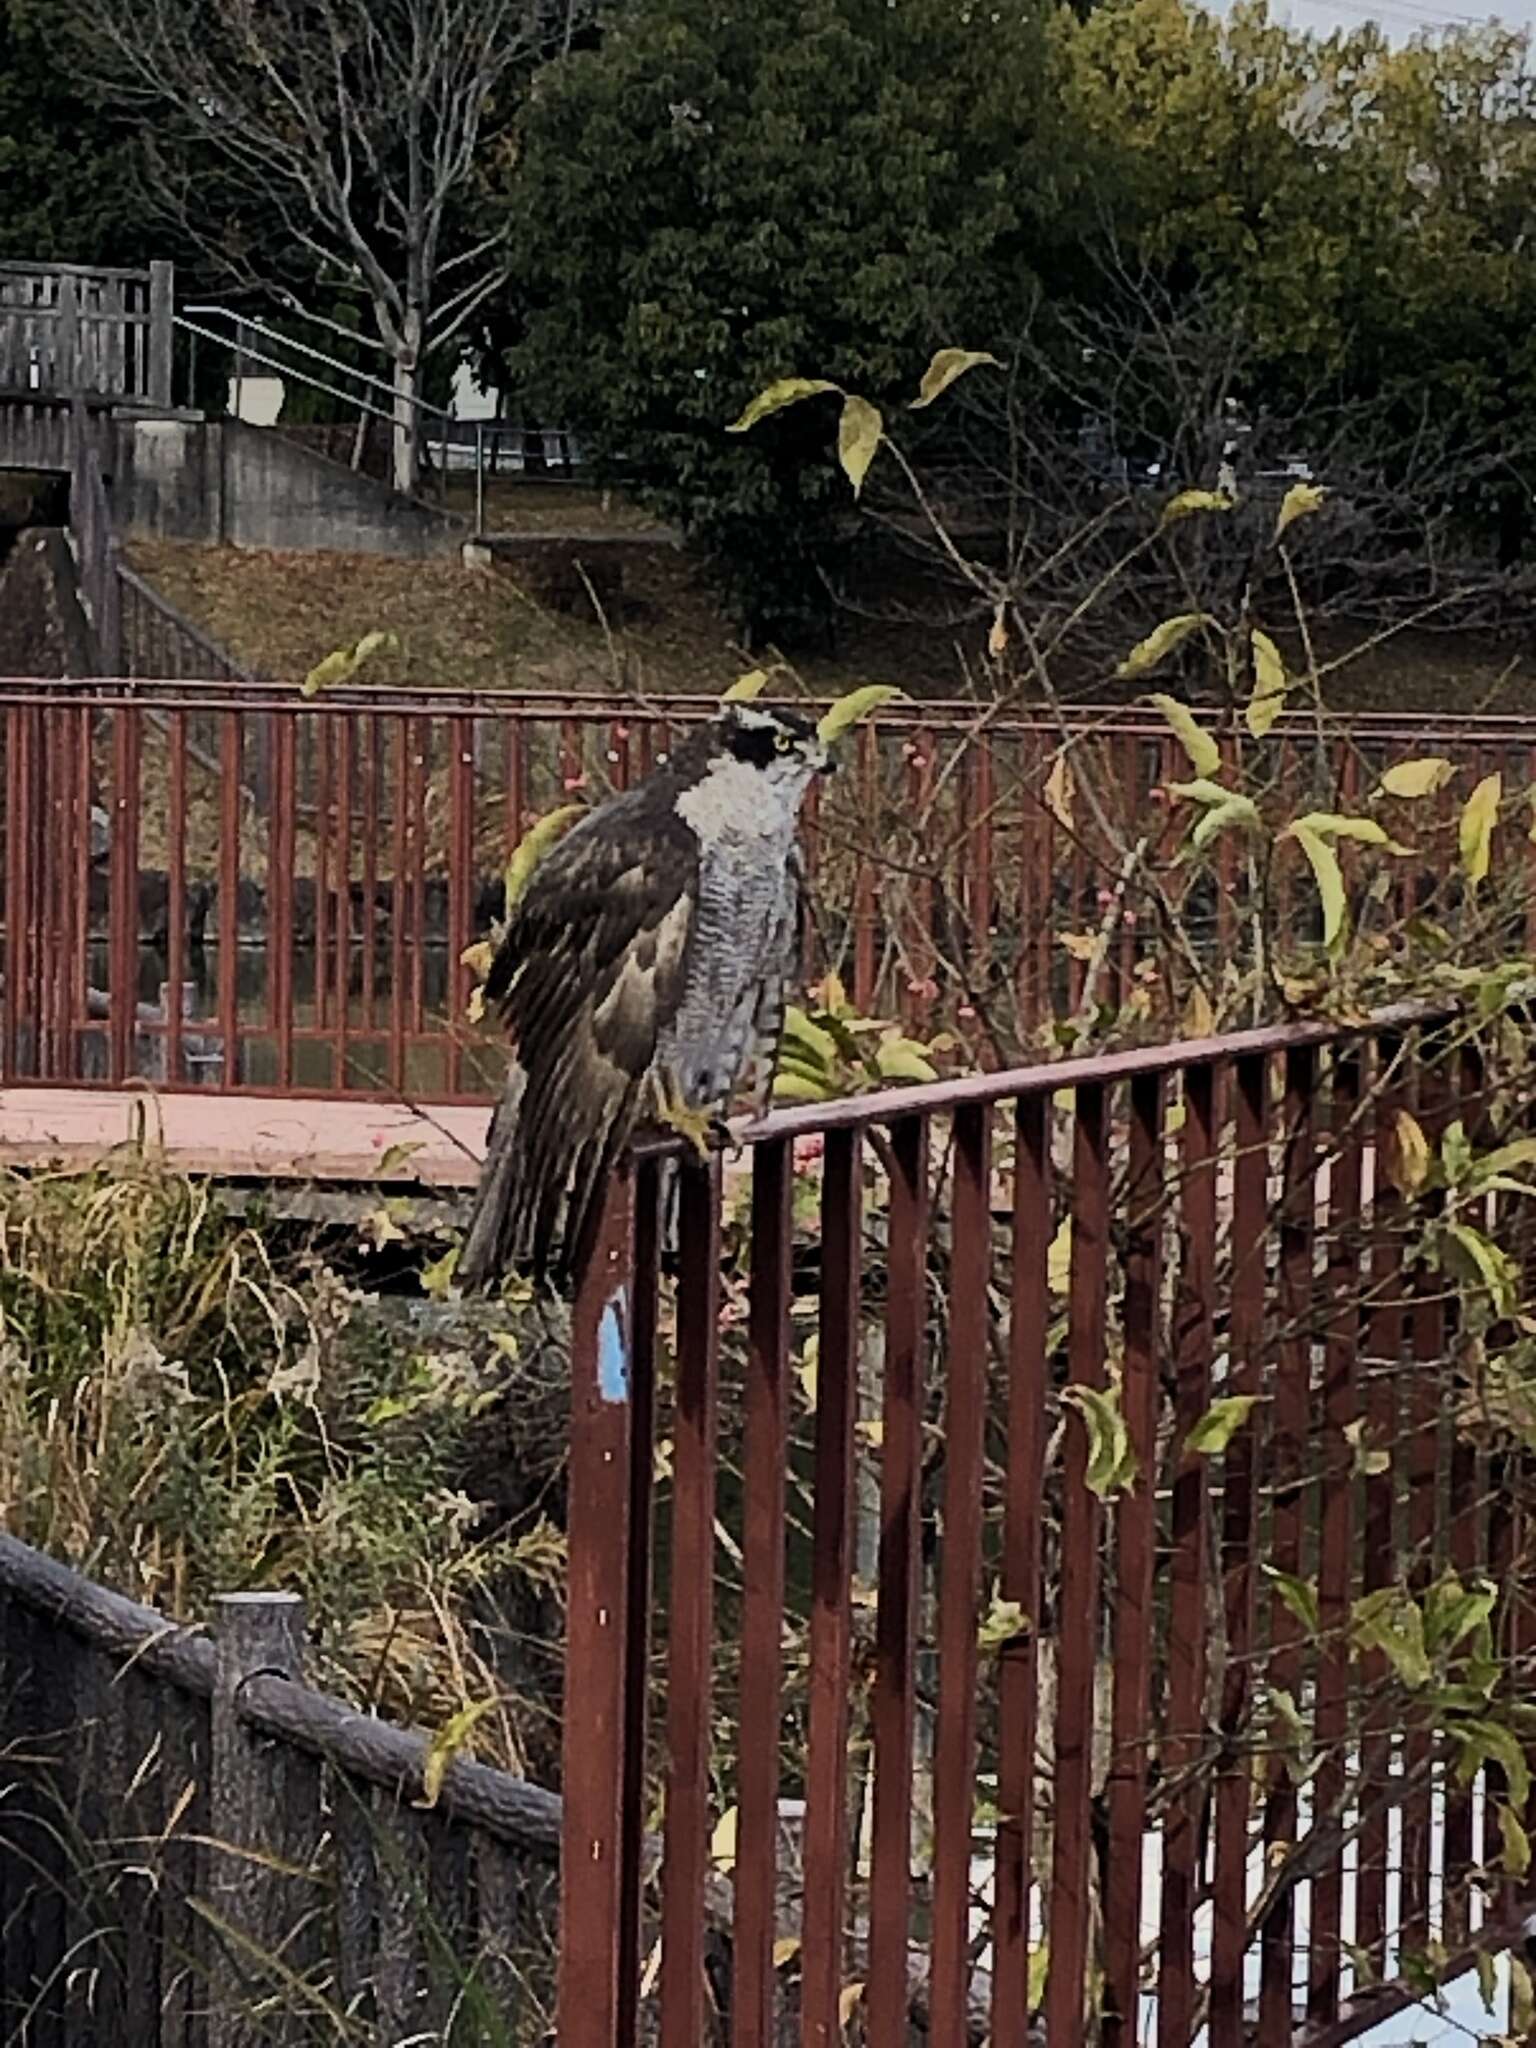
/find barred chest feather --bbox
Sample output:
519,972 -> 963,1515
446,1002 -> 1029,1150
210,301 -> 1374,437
660,758 -> 807,1107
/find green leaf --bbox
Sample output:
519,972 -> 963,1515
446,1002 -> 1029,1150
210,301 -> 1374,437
1147,693 -> 1221,776
1166,777 -> 1235,807
909,347 -> 1001,409
1379,756 -> 1454,799
418,1695 -> 501,1809
722,668 -> 771,702
1274,481 -> 1327,541
781,1005 -> 838,1068
1442,1221 -> 1518,1315
1262,1564 -> 1320,1638
977,1593 -> 1030,1652
1289,822 -> 1348,951
1186,1394 -> 1261,1455
1423,1571 -> 1497,1654
726,377 -> 838,433
1160,487 -> 1233,528
1295,812 -> 1392,847
817,684 -> 903,745
376,1140 -> 424,1176
772,1069 -> 833,1104
1459,771 -> 1501,890
1502,1801 -> 1533,1877
504,804 -> 585,913
1264,1685 -> 1313,1783
1476,1946 -> 1499,2014
1191,795 -> 1260,851
1454,1718 -> 1531,1810
1352,1588 -> 1432,1689
1246,629 -> 1287,737
837,394 -> 883,495
1061,1379 -> 1138,1498
874,1040 -> 938,1084
1117,614 -> 1213,680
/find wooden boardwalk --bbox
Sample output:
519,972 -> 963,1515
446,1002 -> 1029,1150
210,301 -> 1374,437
0,1087 -> 488,1186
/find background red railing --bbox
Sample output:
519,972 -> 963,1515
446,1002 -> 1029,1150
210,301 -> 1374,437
559,1003 -> 1533,2047
8,675 -> 1536,1101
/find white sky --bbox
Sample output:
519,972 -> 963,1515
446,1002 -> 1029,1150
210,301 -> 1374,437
1212,0 -> 1535,41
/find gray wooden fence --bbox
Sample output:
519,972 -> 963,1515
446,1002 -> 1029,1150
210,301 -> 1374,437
0,1533 -> 560,2044
0,263 -> 173,406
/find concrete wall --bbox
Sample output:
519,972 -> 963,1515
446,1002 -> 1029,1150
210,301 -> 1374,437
112,415 -> 463,558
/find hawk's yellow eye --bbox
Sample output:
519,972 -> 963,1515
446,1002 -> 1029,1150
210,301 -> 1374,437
775,731 -> 793,753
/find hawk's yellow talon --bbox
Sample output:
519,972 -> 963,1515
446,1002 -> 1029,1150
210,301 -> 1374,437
653,1071 -> 717,1163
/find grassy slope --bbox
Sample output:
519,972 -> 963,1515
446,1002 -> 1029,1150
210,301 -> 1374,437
128,527 -> 1536,715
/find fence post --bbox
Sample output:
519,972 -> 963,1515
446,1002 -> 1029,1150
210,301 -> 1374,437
148,261 -> 175,408
56,273 -> 79,395
558,1162 -> 644,2048
208,1591 -> 307,2048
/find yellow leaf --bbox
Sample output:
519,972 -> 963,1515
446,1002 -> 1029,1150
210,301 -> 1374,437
977,1593 -> 1029,1652
1247,630 -> 1287,737
419,1246 -> 459,1301
1116,613 -> 1212,680
773,1937 -> 802,1970
710,1805 -> 739,1871
1459,772 -> 1501,891
1047,1217 -> 1072,1293
987,606 -> 1008,658
1044,751 -> 1075,829
466,985 -> 486,1025
1148,693 -> 1221,777
1186,1395 -> 1260,1455
1295,812 -> 1391,846
838,1982 -> 865,2026
1389,1110 -> 1431,1198
1058,931 -> 1098,963
910,347 -> 1001,409
1290,822 -> 1347,950
722,668 -> 771,702
1027,1944 -> 1049,2011
1274,482 -> 1327,541
504,803 -> 585,913
817,684 -> 903,745
300,648 -> 357,699
460,940 -> 494,982
837,395 -> 883,496
797,1335 -> 819,1410
418,1694 -> 500,1809
1160,487 -> 1233,528
1380,756 -> 1454,800
726,377 -> 838,433
1183,984 -> 1216,1037
773,1069 -> 832,1103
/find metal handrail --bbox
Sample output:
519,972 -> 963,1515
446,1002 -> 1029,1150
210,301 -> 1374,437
180,303 -> 456,433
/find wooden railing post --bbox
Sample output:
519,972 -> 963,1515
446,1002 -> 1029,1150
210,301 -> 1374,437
208,1591 -> 307,2048
148,260 -> 175,408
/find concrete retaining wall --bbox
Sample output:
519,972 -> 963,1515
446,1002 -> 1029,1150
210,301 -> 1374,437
112,415 -> 463,558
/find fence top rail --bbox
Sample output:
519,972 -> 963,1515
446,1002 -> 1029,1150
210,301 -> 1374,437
631,996 -> 1454,1158
0,1528 -> 563,1854
5,674 -> 1536,743
0,260 -> 157,285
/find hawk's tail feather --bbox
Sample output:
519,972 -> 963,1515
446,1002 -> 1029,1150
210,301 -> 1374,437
457,1067 -> 528,1293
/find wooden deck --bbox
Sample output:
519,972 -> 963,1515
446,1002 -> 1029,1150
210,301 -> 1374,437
0,1087 -> 488,1186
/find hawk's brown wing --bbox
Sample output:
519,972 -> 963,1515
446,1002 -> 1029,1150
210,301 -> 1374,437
460,802 -> 698,1286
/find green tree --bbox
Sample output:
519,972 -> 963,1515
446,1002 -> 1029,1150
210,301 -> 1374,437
0,0 -> 144,264
494,0 -> 1077,644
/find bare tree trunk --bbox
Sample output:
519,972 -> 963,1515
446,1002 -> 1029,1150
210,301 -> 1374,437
392,307 -> 423,496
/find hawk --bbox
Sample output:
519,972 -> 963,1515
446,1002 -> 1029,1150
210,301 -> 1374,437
457,702 -> 831,1289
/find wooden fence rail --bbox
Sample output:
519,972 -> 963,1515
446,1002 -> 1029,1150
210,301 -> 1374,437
0,1533 -> 560,2044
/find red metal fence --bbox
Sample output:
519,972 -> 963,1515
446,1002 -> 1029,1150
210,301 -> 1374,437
560,1001 -> 1534,2046
8,676 -> 1536,1102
